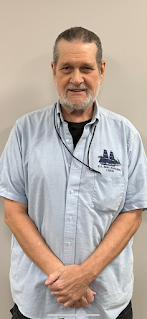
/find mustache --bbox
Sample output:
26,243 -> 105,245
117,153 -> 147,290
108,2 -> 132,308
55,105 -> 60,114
65,84 -> 89,91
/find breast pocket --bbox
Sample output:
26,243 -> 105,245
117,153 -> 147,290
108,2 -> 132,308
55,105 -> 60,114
92,174 -> 125,213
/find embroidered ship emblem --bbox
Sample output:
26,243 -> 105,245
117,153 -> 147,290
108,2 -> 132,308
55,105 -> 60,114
98,150 -> 121,166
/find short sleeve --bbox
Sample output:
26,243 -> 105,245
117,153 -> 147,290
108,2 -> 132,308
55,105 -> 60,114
0,123 -> 28,204
122,133 -> 147,212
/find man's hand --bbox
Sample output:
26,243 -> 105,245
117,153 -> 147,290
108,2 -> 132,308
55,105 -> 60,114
70,287 -> 96,309
45,264 -> 95,308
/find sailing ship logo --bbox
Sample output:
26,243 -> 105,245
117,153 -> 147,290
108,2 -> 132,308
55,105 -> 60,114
98,149 -> 121,167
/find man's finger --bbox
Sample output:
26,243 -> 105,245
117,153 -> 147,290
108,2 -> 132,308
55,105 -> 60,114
85,288 -> 95,303
78,295 -> 89,307
45,271 -> 60,286
91,289 -> 97,296
69,301 -> 82,309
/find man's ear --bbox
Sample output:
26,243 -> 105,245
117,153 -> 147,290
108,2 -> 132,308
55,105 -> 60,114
100,60 -> 106,85
51,62 -> 56,78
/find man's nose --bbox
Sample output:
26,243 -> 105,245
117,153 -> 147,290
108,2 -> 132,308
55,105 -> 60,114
70,69 -> 84,85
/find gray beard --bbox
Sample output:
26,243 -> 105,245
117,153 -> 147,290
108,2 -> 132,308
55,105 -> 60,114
55,84 -> 100,114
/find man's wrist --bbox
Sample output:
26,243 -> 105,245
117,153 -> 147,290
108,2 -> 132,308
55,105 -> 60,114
80,259 -> 98,285
46,260 -> 63,277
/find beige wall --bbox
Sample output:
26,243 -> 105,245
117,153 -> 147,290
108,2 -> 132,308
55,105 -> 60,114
0,0 -> 147,318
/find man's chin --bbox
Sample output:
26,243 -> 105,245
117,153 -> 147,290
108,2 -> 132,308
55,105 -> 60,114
60,102 -> 92,114
59,97 -> 95,112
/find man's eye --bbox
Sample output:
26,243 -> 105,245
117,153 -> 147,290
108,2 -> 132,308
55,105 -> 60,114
82,67 -> 92,71
61,67 -> 72,73
85,67 -> 93,70
62,67 -> 70,70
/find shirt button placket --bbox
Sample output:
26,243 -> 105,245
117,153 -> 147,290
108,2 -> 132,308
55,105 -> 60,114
63,185 -> 78,265
63,125 -> 86,266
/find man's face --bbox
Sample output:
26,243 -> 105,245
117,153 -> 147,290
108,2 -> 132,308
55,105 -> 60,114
51,39 -> 105,114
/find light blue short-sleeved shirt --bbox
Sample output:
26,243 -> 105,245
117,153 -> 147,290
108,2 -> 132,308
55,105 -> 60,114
0,101 -> 147,319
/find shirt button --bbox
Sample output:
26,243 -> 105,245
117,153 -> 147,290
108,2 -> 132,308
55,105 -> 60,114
69,216 -> 73,220
67,242 -> 72,246
70,190 -> 74,194
66,139 -> 69,142
68,164 -> 71,167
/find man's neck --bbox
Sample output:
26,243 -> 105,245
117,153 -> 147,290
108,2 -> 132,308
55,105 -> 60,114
60,104 -> 94,123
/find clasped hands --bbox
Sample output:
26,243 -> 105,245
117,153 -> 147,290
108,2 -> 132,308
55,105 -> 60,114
45,264 -> 96,309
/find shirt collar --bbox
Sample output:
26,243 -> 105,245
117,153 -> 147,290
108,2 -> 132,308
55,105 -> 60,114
91,100 -> 99,124
56,100 -> 64,123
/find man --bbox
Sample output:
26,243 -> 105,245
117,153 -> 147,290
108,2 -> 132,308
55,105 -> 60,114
0,27 -> 147,319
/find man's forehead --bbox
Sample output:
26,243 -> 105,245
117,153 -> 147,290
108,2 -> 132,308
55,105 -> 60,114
57,39 -> 97,63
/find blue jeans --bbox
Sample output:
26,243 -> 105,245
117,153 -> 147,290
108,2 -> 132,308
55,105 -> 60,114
10,301 -> 133,319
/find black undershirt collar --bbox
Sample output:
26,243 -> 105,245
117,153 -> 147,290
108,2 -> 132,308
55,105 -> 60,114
65,119 -> 91,148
